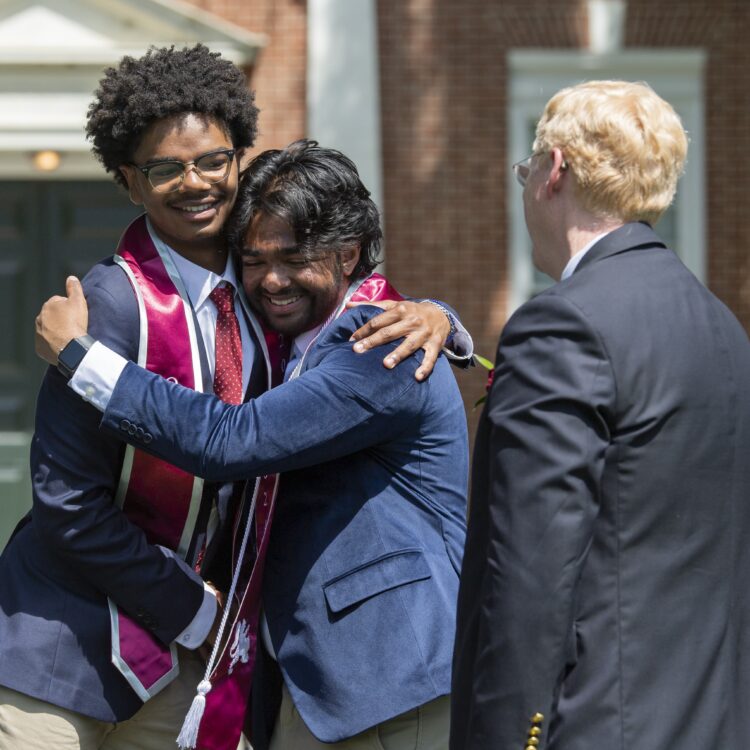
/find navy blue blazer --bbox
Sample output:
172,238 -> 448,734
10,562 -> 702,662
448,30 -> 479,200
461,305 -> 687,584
99,306 -> 469,742
452,223 -> 750,750
0,260 -> 212,721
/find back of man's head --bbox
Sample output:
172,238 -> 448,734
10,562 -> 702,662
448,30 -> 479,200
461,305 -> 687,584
87,44 -> 259,187
228,139 -> 382,278
534,80 -> 688,225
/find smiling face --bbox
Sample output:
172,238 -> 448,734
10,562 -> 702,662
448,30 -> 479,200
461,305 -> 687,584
241,212 -> 360,338
119,113 -> 241,268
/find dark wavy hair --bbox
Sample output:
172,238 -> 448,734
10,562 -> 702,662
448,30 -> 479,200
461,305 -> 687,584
226,140 -> 382,278
86,44 -> 259,186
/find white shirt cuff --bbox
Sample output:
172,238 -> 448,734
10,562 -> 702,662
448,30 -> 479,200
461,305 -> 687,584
443,328 -> 474,362
175,581 -> 218,649
68,341 -> 128,412
158,547 -> 218,649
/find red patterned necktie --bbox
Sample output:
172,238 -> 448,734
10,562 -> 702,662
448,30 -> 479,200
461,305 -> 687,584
209,283 -> 243,405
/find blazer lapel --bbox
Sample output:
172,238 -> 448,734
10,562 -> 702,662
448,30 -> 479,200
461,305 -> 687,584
575,222 -> 667,275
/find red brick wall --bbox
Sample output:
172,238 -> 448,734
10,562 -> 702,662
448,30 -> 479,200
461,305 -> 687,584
377,0 -> 587,435
626,0 -> 750,334
377,0 -> 749,440
186,0 -> 750,440
183,0 -> 307,156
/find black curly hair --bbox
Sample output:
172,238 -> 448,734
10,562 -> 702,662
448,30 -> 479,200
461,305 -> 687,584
226,140 -> 382,278
87,44 -> 259,187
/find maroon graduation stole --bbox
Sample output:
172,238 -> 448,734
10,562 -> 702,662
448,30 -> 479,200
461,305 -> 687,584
177,280 -> 293,750
191,273 -> 403,750
105,215 -> 209,700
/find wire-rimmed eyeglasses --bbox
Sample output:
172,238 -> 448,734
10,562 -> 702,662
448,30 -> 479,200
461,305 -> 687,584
512,154 -> 534,187
512,153 -> 568,188
131,148 -> 236,193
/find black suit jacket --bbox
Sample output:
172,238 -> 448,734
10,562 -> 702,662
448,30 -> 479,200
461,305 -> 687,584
451,223 -> 750,749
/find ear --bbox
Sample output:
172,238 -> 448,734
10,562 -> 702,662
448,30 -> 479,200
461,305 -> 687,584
545,148 -> 568,198
119,164 -> 144,206
340,244 -> 361,278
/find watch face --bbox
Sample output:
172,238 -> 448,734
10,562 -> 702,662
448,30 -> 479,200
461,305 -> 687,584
57,337 -> 92,378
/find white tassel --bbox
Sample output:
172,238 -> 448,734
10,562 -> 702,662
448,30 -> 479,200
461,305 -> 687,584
176,679 -> 212,749
176,477 -> 262,749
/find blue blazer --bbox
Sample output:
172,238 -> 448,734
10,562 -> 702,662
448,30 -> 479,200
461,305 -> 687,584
0,259 -> 240,721
99,306 -> 469,743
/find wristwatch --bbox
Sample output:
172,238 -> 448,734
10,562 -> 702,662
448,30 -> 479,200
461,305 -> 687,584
425,300 -> 457,345
57,334 -> 95,380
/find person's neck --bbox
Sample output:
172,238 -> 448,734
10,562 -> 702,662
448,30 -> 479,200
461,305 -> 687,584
151,224 -> 227,275
175,247 -> 226,275
556,217 -> 623,280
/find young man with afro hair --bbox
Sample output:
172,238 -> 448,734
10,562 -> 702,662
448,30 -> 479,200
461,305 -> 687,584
0,44 -> 461,749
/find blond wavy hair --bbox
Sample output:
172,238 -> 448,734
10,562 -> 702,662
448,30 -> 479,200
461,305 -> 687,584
533,80 -> 688,225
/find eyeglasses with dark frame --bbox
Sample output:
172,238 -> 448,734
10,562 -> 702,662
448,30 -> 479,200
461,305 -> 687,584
512,152 -> 568,188
131,148 -> 237,193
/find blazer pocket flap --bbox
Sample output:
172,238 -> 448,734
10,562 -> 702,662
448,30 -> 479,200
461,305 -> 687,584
323,548 -> 431,614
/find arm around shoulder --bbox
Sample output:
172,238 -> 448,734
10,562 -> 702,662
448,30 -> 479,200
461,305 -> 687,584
100,310 -> 427,481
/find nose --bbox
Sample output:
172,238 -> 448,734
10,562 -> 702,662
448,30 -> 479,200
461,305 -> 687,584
181,164 -> 212,190
261,264 -> 291,293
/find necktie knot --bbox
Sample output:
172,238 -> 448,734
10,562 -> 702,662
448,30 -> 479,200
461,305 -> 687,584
210,283 -> 235,314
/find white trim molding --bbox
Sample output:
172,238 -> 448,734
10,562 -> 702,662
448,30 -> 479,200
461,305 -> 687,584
0,0 -> 265,179
307,0 -> 384,255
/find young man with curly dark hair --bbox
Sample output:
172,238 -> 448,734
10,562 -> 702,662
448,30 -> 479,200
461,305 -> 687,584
0,45 -> 463,750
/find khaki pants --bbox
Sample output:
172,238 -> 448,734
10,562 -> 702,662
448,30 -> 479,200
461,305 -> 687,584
0,649 -> 205,750
269,684 -> 449,750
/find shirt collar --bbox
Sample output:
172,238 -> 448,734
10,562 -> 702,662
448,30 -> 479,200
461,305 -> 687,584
145,217 -> 238,309
560,231 -> 611,281
292,325 -> 324,361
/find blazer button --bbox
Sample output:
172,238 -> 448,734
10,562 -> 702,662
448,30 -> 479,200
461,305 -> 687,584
531,713 -> 544,724
143,433 -> 153,444
135,427 -> 144,439
529,727 -> 541,737
120,419 -> 130,431
526,738 -> 540,747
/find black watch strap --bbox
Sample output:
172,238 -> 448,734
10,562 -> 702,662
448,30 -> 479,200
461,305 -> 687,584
57,334 -> 96,380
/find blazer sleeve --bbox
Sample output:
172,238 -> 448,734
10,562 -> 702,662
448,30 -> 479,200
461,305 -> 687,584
31,272 -> 204,645
99,309 -> 427,482
451,291 -> 616,750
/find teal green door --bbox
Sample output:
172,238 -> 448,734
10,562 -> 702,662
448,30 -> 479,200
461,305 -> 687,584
0,181 -> 140,546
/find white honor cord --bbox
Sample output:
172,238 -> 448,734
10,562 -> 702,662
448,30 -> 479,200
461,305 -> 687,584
176,475 -> 261,750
